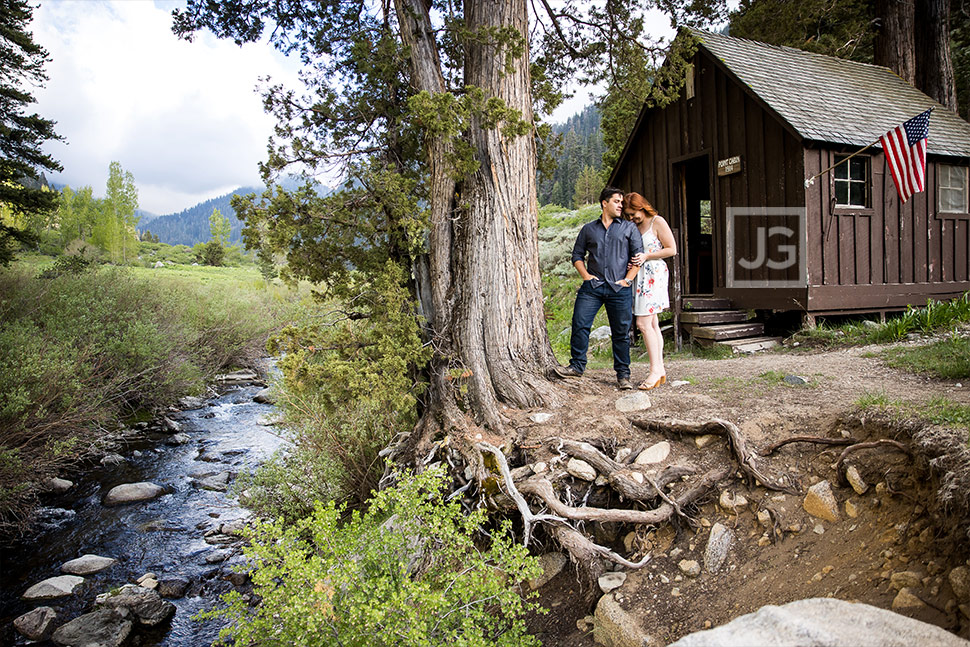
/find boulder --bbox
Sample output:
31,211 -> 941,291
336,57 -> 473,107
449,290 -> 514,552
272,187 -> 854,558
161,417 -> 182,433
205,549 -> 232,564
668,598 -> 967,647
165,433 -> 191,446
100,453 -> 126,467
253,388 -> 276,404
598,571 -> 627,593
950,566 -> 970,602
13,606 -> 57,641
22,575 -> 85,601
61,554 -> 117,575
51,608 -> 132,647
704,523 -> 734,574
96,584 -> 176,626
528,552 -> 567,590
48,477 -> 73,494
783,375 -> 809,385
594,593 -> 660,647
803,480 -> 840,523
566,458 -> 597,481
634,441 -> 670,465
615,392 -> 651,412
590,325 -> 612,342
890,571 -> 923,591
178,395 -> 206,409
156,577 -> 190,599
199,472 -> 231,492
845,465 -> 869,495
103,482 -> 165,506
891,587 -> 927,612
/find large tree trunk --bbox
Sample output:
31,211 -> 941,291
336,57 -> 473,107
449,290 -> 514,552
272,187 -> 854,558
915,0 -> 959,111
874,0 -> 916,85
452,0 -> 561,431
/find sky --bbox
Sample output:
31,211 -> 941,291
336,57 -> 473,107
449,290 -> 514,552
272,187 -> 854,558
29,1 -> 676,216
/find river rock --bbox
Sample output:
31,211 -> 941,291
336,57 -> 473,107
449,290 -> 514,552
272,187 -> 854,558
51,608 -> 132,647
593,593 -> 656,647
204,532 -> 237,545
157,577 -> 190,599
892,587 -> 927,612
96,584 -> 176,626
165,433 -> 191,446
950,566 -> 970,602
803,480 -> 839,523
48,477 -> 73,493
217,369 -> 259,382
199,472 -> 231,491
103,482 -> 165,506
615,392 -> 651,412
100,453 -> 126,467
783,374 -> 809,385
598,571 -> 627,593
634,441 -> 670,465
161,417 -> 182,433
13,606 -> 57,641
566,458 -> 597,481
845,465 -> 868,495
253,388 -> 276,404
668,598 -> 967,647
61,554 -> 117,575
22,575 -> 85,601
529,552 -> 567,590
704,523 -> 734,574
220,518 -> 250,536
206,549 -> 232,564
178,395 -> 206,409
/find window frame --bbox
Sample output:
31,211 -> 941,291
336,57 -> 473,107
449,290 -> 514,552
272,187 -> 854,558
937,163 -> 970,219
832,154 -> 872,210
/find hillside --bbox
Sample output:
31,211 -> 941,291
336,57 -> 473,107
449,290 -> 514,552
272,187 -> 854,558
139,187 -> 258,246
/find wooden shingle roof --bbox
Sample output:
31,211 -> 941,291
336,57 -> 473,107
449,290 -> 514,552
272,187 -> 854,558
690,28 -> 970,158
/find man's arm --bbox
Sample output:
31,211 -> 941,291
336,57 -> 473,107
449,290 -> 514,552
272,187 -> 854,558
571,225 -> 597,280
574,260 -> 597,281
620,223 -> 644,284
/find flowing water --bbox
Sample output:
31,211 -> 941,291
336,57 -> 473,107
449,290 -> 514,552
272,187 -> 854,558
0,381 -> 286,646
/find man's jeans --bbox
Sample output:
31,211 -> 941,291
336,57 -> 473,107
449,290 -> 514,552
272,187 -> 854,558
568,280 -> 633,378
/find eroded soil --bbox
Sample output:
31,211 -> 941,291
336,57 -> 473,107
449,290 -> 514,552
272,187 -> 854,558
513,341 -> 970,645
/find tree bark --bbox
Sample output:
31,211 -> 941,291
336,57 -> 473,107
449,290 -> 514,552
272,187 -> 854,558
452,0 -> 562,431
915,0 -> 959,111
874,0 -> 916,85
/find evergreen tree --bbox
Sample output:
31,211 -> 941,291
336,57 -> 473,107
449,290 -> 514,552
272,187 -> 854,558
0,0 -> 63,265
572,165 -> 602,207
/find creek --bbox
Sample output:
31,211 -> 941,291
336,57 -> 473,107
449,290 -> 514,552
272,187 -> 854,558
0,379 -> 285,646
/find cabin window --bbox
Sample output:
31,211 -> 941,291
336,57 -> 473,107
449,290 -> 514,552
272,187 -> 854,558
938,164 -> 968,213
834,155 -> 870,208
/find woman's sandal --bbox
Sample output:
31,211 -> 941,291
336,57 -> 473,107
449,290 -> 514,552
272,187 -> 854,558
638,375 -> 665,390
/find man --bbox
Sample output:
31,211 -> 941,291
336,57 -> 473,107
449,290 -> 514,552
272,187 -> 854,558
555,186 -> 643,389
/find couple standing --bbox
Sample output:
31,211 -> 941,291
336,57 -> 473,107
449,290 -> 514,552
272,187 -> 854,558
554,186 -> 677,390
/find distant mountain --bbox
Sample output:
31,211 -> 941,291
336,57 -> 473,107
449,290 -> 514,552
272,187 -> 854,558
141,179 -> 330,247
538,104 -> 604,208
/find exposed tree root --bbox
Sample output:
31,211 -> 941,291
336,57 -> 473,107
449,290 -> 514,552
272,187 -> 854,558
835,439 -> 912,485
760,435 -> 859,456
631,417 -> 800,494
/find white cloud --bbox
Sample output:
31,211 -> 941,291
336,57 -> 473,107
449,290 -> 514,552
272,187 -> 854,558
31,0 -> 299,214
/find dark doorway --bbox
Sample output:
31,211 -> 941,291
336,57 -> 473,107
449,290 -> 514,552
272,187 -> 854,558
673,155 -> 714,294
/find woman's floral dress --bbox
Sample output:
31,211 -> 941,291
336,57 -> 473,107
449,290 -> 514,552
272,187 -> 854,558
633,219 -> 669,316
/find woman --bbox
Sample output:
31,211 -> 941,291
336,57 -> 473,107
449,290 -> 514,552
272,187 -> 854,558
623,192 -> 677,390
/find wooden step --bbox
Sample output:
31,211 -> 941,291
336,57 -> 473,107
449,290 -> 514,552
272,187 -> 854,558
682,297 -> 733,311
680,310 -> 751,325
715,336 -> 782,353
690,322 -> 765,341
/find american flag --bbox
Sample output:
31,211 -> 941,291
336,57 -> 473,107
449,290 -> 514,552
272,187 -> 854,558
880,109 -> 931,204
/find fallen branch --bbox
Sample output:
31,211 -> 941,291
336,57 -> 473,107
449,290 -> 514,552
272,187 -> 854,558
632,417 -> 799,494
760,435 -> 859,456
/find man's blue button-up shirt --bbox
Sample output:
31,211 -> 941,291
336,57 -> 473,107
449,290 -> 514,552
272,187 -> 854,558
571,218 -> 644,292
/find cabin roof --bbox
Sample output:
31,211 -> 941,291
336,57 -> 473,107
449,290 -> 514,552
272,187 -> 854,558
689,28 -> 970,158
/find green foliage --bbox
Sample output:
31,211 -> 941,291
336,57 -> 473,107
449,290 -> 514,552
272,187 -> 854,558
925,395 -> 970,431
202,467 -> 542,647
572,164 -> 604,207
0,264 -> 296,531
854,391 -> 970,433
880,334 -> 970,380
538,106 -> 605,208
265,263 -> 431,508
37,254 -> 93,279
198,239 -> 226,266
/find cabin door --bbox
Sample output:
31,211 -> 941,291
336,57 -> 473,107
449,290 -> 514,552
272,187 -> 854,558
673,154 -> 714,295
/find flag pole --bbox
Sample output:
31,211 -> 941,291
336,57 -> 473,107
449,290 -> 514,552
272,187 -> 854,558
804,140 -> 878,188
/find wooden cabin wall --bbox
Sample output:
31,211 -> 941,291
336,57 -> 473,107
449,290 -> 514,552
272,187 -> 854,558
612,49 -> 806,294
804,149 -> 970,310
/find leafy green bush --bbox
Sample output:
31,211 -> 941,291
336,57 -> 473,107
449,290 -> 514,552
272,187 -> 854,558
203,467 -> 542,647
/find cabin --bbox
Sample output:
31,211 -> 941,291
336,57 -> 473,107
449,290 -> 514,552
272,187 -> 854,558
610,28 -> 970,349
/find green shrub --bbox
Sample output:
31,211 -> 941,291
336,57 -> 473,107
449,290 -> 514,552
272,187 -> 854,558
202,467 -> 542,647
881,334 -> 970,379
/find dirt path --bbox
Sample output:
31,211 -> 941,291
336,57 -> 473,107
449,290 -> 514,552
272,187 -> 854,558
516,342 -> 970,646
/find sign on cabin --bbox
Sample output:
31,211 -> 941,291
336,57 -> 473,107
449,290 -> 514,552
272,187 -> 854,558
717,156 -> 741,176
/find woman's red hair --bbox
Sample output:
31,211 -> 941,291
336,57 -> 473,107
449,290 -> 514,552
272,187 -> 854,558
623,192 -> 659,218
